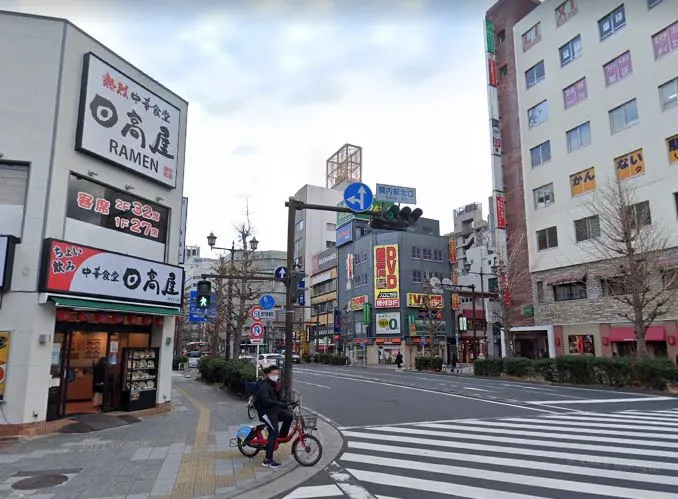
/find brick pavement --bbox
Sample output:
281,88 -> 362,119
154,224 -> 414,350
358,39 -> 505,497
0,373 -> 297,499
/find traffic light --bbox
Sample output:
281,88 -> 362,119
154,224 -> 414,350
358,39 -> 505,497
196,280 -> 211,309
291,270 -> 307,299
370,204 -> 423,230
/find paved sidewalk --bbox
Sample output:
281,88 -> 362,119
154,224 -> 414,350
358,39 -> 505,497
0,373 -> 319,499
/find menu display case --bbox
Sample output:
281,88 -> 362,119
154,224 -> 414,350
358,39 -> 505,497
121,347 -> 158,411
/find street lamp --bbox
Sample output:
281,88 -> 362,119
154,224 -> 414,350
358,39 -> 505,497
463,260 -> 497,359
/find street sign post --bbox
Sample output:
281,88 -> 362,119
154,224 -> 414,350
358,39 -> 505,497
259,295 -> 275,310
274,266 -> 288,281
250,305 -> 262,322
343,182 -> 373,213
375,183 -> 417,204
259,310 -> 275,320
250,322 -> 264,339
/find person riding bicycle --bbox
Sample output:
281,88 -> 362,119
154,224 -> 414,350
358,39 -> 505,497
254,365 -> 294,468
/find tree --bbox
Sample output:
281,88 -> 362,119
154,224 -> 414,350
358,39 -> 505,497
207,255 -> 232,356
231,217 -> 261,358
588,178 -> 678,358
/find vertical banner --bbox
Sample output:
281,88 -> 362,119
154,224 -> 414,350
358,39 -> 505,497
486,20 -> 495,54
363,303 -> 372,326
488,54 -> 498,87
374,244 -> 400,308
178,197 -> 188,264
495,194 -> 506,229
451,293 -> 461,310
333,309 -> 341,333
448,239 -> 457,264
0,331 -> 10,401
491,119 -> 502,157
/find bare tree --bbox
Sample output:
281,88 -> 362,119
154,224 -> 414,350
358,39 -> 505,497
207,255 -> 232,356
589,178 -> 677,358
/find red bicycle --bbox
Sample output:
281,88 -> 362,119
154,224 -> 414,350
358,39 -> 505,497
235,390 -> 323,466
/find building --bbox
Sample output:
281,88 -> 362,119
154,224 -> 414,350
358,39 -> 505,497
336,218 -> 453,366
0,11 -> 188,434
309,247 -> 338,353
502,0 -> 678,358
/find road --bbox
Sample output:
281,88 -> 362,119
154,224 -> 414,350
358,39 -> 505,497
274,364 -> 678,499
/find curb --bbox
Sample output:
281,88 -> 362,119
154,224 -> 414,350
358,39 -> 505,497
228,416 -> 344,499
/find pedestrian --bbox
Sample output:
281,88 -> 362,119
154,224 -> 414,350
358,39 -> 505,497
451,352 -> 458,374
253,365 -> 293,469
395,352 -> 403,369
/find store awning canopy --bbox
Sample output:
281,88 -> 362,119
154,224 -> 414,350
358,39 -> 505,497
608,326 -> 665,342
548,272 -> 587,286
50,296 -> 181,316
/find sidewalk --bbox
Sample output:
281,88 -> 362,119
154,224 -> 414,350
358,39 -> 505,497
0,374 -> 338,499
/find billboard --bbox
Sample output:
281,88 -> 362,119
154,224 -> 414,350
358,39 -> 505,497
374,244 -> 399,308
407,293 -> 443,309
336,222 -> 353,247
495,194 -> 506,229
312,247 -> 338,274
351,295 -> 368,310
376,312 -> 400,335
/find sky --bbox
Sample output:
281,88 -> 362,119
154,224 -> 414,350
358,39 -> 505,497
5,0 -> 497,254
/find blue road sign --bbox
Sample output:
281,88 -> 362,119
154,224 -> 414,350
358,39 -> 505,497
419,338 -> 426,347
188,291 -> 217,323
343,182 -> 373,213
297,294 -> 305,306
259,294 -> 275,310
274,266 -> 288,281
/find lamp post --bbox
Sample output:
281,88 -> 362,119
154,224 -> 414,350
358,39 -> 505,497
207,232 -> 259,358
462,260 -> 497,360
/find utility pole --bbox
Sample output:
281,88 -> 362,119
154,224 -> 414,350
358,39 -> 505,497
226,241 -> 235,359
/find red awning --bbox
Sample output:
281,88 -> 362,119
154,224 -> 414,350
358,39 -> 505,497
608,326 -> 666,342
661,258 -> 678,269
548,272 -> 586,286
461,309 -> 485,320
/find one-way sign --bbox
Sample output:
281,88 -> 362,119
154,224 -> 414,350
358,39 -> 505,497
274,266 -> 288,281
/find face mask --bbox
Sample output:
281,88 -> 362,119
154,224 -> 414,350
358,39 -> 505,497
269,375 -> 279,382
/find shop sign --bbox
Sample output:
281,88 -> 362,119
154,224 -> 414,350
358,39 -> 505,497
448,239 -> 457,264
376,312 -> 400,335
178,197 -> 188,263
351,295 -> 368,311
488,54 -> 498,87
374,244 -> 400,308
333,309 -> 341,333
0,331 -> 9,401
67,175 -> 168,243
570,167 -> 596,196
491,119 -> 501,156
451,293 -> 461,310
485,20 -> 495,54
336,222 -> 353,247
313,247 -> 337,273
495,194 -> 506,229
568,334 -> 594,355
39,239 -> 184,307
76,53 -> 181,188
407,293 -> 443,309
347,254 -> 354,281
668,134 -> 678,164
363,303 -> 372,326
615,149 -> 645,181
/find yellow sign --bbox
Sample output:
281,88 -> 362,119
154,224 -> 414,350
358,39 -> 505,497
668,134 -> 678,165
615,148 -> 645,181
407,293 -> 443,309
570,166 -> 596,197
451,293 -> 461,310
0,332 -> 10,401
351,295 -> 368,311
374,244 -> 400,308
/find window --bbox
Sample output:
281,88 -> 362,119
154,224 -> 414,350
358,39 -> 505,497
604,52 -> 633,86
559,35 -> 582,66
609,99 -> 639,133
326,241 -> 336,248
536,281 -> 544,303
563,78 -> 587,109
598,5 -> 626,40
423,248 -> 433,260
294,239 -> 302,252
355,249 -> 368,265
354,274 -> 368,288
497,29 -> 506,44
488,277 -> 499,293
537,226 -> 558,250
649,0 -> 663,8
522,22 -> 541,52
525,61 -> 545,88
0,162 -> 28,237
667,134 -> 678,164
528,100 -> 548,128
566,122 -> 591,152
499,65 -> 508,79
628,201 -> 652,228
601,277 -> 627,296
652,20 -> 678,60
554,282 -> 587,301
295,219 -> 304,231
556,0 -> 577,27
574,215 -> 600,242
570,167 -> 596,196
660,77 -> 678,111
662,267 -> 678,290
411,246 -> 421,259
615,148 -> 645,181
433,249 -> 444,262
534,183 -> 555,209
412,270 -> 422,284
530,141 -> 551,167
326,223 -> 336,231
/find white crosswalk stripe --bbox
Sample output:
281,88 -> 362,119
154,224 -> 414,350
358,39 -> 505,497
282,408 -> 678,498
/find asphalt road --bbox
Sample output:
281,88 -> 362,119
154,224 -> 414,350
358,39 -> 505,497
271,364 -> 678,499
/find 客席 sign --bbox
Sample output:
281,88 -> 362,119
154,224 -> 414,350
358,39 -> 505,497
39,239 -> 183,307
76,52 -> 181,188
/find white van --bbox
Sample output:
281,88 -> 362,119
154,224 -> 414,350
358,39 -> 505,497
257,353 -> 282,370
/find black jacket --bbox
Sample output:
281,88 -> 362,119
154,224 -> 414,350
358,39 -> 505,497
254,379 -> 287,415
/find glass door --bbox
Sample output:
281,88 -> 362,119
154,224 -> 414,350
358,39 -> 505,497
46,332 -> 70,421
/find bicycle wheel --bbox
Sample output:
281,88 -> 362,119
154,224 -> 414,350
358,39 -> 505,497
292,435 -> 322,466
247,397 -> 257,420
237,439 -> 261,458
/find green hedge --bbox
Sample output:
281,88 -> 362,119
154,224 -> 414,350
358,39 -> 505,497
312,353 -> 349,365
198,356 -> 256,393
474,356 -> 678,391
415,356 -> 444,371
172,355 -> 188,370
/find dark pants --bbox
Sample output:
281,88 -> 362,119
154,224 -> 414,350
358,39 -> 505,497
260,410 -> 293,460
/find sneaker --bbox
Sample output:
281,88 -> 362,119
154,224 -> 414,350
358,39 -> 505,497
268,460 -> 281,469
262,459 -> 271,467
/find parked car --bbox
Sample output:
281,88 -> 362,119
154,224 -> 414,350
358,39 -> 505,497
257,353 -> 282,370
187,351 -> 203,368
279,350 -> 301,364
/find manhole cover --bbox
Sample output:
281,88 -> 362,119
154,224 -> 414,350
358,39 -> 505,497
11,474 -> 68,490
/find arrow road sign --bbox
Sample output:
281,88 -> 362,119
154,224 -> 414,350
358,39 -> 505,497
250,322 -> 264,339
260,295 -> 275,310
343,182 -> 373,213
274,266 -> 288,281
250,305 -> 262,321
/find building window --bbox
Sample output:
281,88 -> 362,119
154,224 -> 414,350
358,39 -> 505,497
499,65 -> 508,79
556,0 -> 577,27
652,20 -> 678,60
497,29 -> 506,44
355,249 -> 368,265
326,222 -> 336,231
649,0 -> 663,8
422,248 -> 433,260
528,100 -> 548,128
412,270 -> 422,284
411,246 -> 421,259
554,281 -> 587,301
574,215 -> 601,242
615,148 -> 645,181
566,122 -> 591,152
355,274 -> 368,288
433,249 -> 444,262
667,134 -> 678,164
570,167 -> 596,196
295,219 -> 304,231
601,277 -> 627,296
598,4 -> 626,40
488,277 -> 499,293
563,78 -> 587,109
294,239 -> 302,253
629,201 -> 652,228
660,77 -> 678,111
530,141 -> 551,168
522,22 -> 541,52
609,99 -> 639,134
537,226 -> 558,250
536,281 -> 545,303
559,35 -> 582,66
534,183 -> 555,209
525,61 -> 546,88
604,52 -> 633,86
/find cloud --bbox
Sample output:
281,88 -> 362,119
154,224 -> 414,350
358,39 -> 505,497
231,144 -> 260,156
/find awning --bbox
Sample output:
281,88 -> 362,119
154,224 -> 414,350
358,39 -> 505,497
548,272 -> 586,285
461,309 -> 485,320
660,258 -> 678,270
608,326 -> 666,342
50,296 -> 181,316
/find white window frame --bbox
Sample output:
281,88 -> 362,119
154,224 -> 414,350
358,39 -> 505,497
528,100 -> 548,129
559,35 -> 582,67
530,141 -> 551,167
534,183 -> 555,209
609,99 -> 639,134
574,215 -> 600,242
525,60 -> 546,89
660,77 -> 678,112
566,122 -> 591,152
598,4 -> 626,41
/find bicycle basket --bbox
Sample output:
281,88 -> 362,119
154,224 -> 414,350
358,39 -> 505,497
300,415 -> 318,431
244,381 -> 259,395
236,426 -> 254,443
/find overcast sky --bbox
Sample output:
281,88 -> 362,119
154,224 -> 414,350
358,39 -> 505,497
5,0 -> 497,254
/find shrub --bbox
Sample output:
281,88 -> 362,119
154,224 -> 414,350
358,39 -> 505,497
503,357 -> 531,377
415,356 -> 430,371
198,356 -> 256,394
301,354 -> 312,363
172,355 -> 188,370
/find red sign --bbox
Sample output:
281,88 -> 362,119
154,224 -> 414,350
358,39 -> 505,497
488,57 -> 498,87
250,306 -> 262,321
250,322 -> 264,340
652,21 -> 678,60
448,239 -> 457,264
495,194 -> 506,229
563,78 -> 587,109
502,274 -> 511,305
351,295 -> 368,310
604,52 -> 632,86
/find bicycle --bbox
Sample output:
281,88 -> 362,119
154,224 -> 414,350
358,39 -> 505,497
235,390 -> 323,466
245,376 -> 264,420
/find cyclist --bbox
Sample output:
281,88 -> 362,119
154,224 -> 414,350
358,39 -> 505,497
254,364 -> 293,468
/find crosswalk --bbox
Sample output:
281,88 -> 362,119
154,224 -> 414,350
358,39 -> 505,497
282,408 -> 678,499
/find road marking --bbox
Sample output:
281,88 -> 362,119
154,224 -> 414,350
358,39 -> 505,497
462,386 -> 491,392
297,381 -> 331,389
329,461 -> 377,499
499,416 -> 678,431
528,396 -> 675,404
283,484 -> 344,498
542,412 -> 678,426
